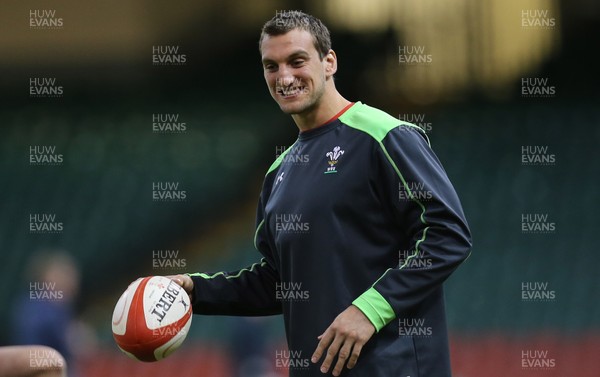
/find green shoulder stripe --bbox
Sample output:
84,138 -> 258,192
339,102 -> 430,146
341,101 -> 429,227
266,140 -> 298,176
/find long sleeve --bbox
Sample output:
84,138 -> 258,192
352,125 -> 472,331
188,189 -> 283,316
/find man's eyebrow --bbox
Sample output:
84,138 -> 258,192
261,57 -> 275,65
287,50 -> 310,60
261,50 -> 311,65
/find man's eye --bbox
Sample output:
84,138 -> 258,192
264,64 -> 277,72
291,60 -> 304,67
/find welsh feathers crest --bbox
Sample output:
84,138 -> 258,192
324,146 -> 344,174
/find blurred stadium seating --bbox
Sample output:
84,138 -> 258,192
2,99 -> 598,376
1,0 -> 599,375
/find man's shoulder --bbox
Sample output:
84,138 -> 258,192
340,102 -> 427,143
265,141 -> 298,177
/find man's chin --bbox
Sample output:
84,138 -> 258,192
278,103 -> 304,115
277,99 -> 313,115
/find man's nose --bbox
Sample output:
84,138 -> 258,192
276,72 -> 295,87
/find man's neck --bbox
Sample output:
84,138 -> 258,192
292,91 -> 351,132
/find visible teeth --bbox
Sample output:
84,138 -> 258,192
279,87 -> 303,96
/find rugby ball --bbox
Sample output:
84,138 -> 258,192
112,276 -> 192,362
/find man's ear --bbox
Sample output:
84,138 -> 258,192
324,49 -> 337,78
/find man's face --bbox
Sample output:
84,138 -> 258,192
261,29 -> 331,115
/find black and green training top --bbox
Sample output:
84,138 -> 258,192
189,102 -> 472,376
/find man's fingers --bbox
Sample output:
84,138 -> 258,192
167,274 -> 194,294
311,330 -> 332,363
331,341 -> 353,376
346,341 -> 363,369
319,334 -> 345,374
312,306 -> 375,373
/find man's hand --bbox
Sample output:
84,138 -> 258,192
167,274 -> 194,300
311,305 -> 375,376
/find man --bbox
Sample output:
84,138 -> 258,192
13,251 -> 79,371
172,10 -> 471,376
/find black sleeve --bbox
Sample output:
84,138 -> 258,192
188,183 -> 283,316
353,126 -> 472,330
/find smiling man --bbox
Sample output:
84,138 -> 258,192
260,18 -> 347,131
172,10 -> 472,376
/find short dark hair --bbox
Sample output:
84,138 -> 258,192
259,10 -> 331,59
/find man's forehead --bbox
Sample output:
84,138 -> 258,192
261,29 -> 318,61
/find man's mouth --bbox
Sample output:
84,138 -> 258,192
277,85 -> 306,98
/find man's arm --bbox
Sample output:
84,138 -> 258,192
351,125 -> 472,329
172,260 -> 282,317
313,125 -> 472,376
172,191 -> 283,316
186,257 -> 282,316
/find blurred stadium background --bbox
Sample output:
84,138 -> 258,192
1,0 -> 598,376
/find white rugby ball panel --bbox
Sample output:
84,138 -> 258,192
143,276 -> 191,330
111,277 -> 143,336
